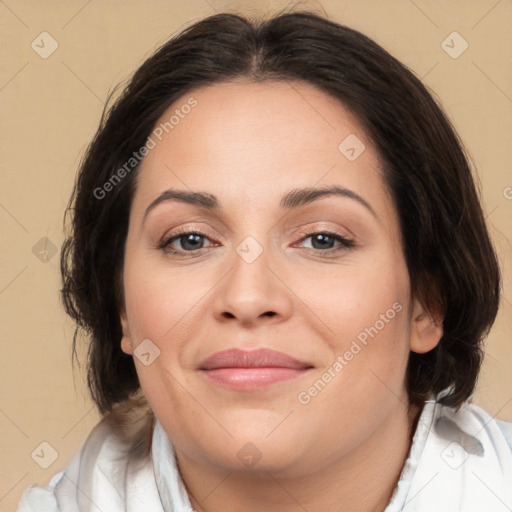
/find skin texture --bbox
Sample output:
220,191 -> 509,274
120,80 -> 443,512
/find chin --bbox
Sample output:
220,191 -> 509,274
213,439 -> 305,475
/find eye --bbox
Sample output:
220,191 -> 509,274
294,230 -> 355,253
158,229 -> 355,256
159,230 -> 215,253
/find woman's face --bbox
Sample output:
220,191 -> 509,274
120,80 -> 441,475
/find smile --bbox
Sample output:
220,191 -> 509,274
198,348 -> 314,391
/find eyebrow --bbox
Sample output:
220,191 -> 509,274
143,184 -> 377,223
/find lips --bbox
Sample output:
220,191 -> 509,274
198,348 -> 312,370
198,348 -> 313,391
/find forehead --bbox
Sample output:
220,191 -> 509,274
132,80 -> 389,218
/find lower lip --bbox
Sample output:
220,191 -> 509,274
200,367 -> 311,391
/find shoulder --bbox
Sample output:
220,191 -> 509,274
16,420 -> 121,512
495,418 -> 512,451
417,398 -> 512,510
387,396 -> 512,512
16,470 -> 68,512
438,399 -> 512,455
16,395 -> 155,512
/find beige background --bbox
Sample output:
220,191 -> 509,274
1,0 -> 511,510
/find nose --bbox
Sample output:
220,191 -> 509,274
211,240 -> 294,328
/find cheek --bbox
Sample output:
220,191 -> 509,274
297,253 -> 412,394
294,274 -> 411,444
123,252 -> 206,345
297,255 -> 409,345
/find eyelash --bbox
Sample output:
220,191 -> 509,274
158,228 -> 356,256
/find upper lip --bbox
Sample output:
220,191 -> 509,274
198,348 -> 313,370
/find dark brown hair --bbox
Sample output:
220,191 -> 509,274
60,9 -> 501,417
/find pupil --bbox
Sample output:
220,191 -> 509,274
312,233 -> 333,249
182,234 -> 203,250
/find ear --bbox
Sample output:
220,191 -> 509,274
409,296 -> 443,354
120,308 -> 134,356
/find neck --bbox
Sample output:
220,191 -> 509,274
176,400 -> 423,512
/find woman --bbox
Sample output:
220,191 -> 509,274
17,9 -> 512,512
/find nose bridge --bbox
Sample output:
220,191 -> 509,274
230,234 -> 275,300
212,233 -> 292,324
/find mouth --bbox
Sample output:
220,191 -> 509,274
198,348 -> 314,391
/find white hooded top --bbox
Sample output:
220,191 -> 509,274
17,396 -> 512,512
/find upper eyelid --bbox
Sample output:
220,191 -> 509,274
148,203 -> 364,238
161,223 -> 353,239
